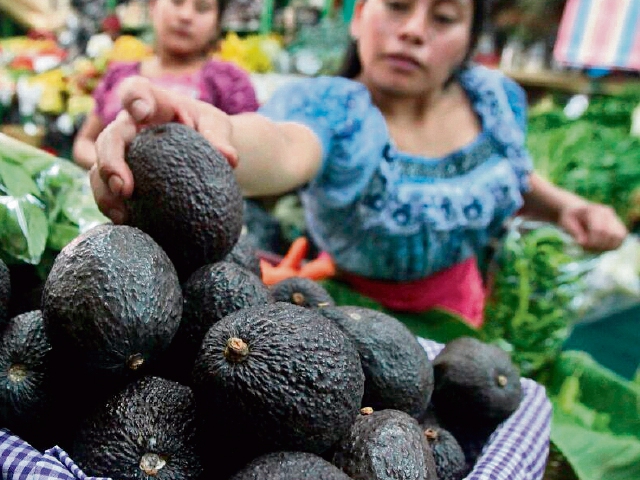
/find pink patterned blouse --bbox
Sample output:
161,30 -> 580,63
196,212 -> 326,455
92,60 -> 259,125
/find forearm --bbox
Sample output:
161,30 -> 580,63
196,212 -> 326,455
229,113 -> 322,197
72,137 -> 97,170
520,172 -> 589,223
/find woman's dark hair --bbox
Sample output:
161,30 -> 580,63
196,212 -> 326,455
339,0 -> 485,79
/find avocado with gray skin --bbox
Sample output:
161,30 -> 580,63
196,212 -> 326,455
319,305 -> 434,420
124,122 -> 244,281
160,260 -> 273,384
0,310 -> 53,450
270,277 -> 335,308
72,376 -> 201,479
431,336 -> 522,438
192,302 -> 365,457
331,408 -> 438,480
0,258 -> 9,330
41,224 -> 183,380
421,423 -> 468,480
229,451 -> 352,480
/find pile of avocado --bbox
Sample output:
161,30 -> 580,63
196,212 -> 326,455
0,124 -> 523,480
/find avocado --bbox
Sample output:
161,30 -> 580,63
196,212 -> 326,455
192,302 -> 365,457
229,451 -> 352,480
331,407 -> 438,480
160,260 -> 273,383
270,277 -> 335,308
319,305 -> 434,420
0,310 -> 53,450
224,231 -> 263,278
421,424 -> 468,480
430,336 -> 522,439
72,375 -> 201,479
124,122 -> 244,281
41,224 -> 183,380
0,258 -> 10,329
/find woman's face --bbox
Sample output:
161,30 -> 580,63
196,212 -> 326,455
150,0 -> 219,57
350,0 -> 474,96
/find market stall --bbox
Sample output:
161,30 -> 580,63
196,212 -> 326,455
1,0 -> 640,479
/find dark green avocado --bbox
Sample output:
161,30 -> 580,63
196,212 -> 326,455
431,336 -> 522,438
160,260 -> 273,383
421,423 -> 468,480
192,302 -> 365,456
224,231 -> 263,278
331,407 -> 438,480
0,258 -> 10,330
41,224 -> 183,379
0,310 -> 53,449
72,375 -> 201,479
319,305 -> 434,420
229,451 -> 352,480
270,277 -> 335,308
124,122 -> 244,281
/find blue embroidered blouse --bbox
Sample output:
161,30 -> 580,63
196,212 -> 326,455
258,65 -> 533,281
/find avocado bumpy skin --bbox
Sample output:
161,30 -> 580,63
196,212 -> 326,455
270,277 -> 336,308
331,408 -> 439,480
162,260 -> 273,383
124,122 -> 244,281
41,224 -> 183,379
229,451 -> 352,480
0,258 -> 10,330
0,310 -> 52,444
431,336 -> 523,437
192,302 -> 365,456
319,306 -> 434,420
72,376 -> 201,480
422,424 -> 469,480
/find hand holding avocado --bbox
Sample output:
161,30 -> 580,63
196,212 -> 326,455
91,76 -> 239,224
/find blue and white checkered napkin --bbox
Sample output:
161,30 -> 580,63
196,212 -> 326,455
0,429 -> 108,480
0,338 -> 551,480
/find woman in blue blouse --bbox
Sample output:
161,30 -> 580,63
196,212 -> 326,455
89,0 -> 627,325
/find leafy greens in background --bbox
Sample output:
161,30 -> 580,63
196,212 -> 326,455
527,87 -> 640,227
0,133 -> 107,276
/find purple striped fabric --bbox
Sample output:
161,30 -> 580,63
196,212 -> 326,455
0,338 -> 551,480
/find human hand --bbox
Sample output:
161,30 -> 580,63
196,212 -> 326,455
90,76 -> 238,224
558,201 -> 628,252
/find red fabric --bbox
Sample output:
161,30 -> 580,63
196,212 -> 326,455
340,257 -> 486,328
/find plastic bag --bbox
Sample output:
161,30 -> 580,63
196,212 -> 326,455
0,132 -> 107,272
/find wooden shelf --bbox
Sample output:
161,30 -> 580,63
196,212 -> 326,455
503,69 -> 639,96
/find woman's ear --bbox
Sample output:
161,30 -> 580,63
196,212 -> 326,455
350,0 -> 366,39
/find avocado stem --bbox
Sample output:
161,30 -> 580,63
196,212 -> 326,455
360,407 -> 374,415
424,428 -> 439,442
497,374 -> 508,387
225,337 -> 249,363
291,292 -> 306,305
8,364 -> 27,383
127,353 -> 145,370
139,452 -> 166,475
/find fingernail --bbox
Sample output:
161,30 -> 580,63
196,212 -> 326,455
131,99 -> 151,122
108,209 -> 125,224
108,176 -> 124,195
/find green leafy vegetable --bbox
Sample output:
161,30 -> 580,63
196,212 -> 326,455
0,132 -> 108,270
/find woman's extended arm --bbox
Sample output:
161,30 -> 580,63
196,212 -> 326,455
72,112 -> 105,170
521,172 -> 627,251
90,76 -> 322,223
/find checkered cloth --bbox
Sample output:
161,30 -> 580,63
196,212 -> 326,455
0,338 -> 551,480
